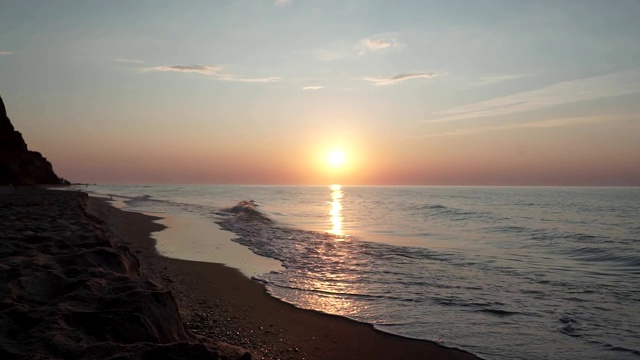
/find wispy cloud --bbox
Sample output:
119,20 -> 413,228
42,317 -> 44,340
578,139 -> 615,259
364,39 -> 392,51
424,113 -> 639,137
302,86 -> 324,90
429,72 -> 640,123
364,72 -> 446,86
311,34 -> 404,62
149,65 -> 224,76
274,0 -> 292,6
230,76 -> 280,83
357,35 -> 405,54
114,58 -> 144,64
0,51 -> 15,55
146,64 -> 279,83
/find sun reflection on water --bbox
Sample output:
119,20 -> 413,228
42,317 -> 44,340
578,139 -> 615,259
291,233 -> 366,316
291,284 -> 362,316
329,184 -> 344,236
272,184 -> 362,315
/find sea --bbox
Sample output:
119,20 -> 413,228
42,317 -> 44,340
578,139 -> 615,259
80,185 -> 640,360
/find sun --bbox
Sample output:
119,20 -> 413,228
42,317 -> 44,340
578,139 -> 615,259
327,150 -> 346,167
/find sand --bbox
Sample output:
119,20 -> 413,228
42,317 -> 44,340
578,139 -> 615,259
0,187 -> 481,360
0,188 -> 250,360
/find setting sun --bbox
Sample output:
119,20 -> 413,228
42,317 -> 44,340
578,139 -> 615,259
327,150 -> 346,167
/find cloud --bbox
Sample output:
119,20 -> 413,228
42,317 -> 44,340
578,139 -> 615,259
311,34 -> 404,62
0,51 -> 15,55
274,0 -> 292,6
357,36 -> 405,54
428,72 -> 640,123
146,64 -> 279,83
302,86 -> 324,90
424,113 -> 639,137
149,65 -> 224,76
228,76 -> 280,83
364,39 -> 392,51
114,58 -> 144,64
364,72 -> 446,86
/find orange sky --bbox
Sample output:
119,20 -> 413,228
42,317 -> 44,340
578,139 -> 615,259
2,1 -> 639,186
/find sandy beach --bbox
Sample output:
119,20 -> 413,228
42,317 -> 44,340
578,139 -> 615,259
0,188 -> 251,359
0,187 -> 480,359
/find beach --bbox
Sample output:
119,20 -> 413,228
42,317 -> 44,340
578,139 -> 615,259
90,184 -> 639,360
0,187 -> 479,360
2,1 -> 638,357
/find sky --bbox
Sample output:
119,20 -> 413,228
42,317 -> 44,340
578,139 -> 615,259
1,0 -> 639,186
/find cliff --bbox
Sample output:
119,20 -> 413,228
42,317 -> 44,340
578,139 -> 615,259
0,95 -> 62,185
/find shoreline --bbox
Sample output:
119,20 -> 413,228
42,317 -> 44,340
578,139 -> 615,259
88,194 -> 482,360
151,212 -> 284,278
0,188 -> 252,359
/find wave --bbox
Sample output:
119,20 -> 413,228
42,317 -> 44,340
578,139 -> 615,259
377,247 -> 454,262
86,190 -> 156,204
221,200 -> 272,223
408,204 -> 448,210
589,340 -> 640,357
263,281 -> 419,303
565,246 -> 640,270
488,225 -> 530,233
409,203 -> 510,224
433,297 -> 527,317
476,308 -> 522,317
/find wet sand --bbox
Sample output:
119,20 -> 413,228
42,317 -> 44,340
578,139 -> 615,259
88,194 -> 481,360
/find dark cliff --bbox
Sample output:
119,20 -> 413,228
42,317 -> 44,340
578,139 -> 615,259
0,95 -> 62,185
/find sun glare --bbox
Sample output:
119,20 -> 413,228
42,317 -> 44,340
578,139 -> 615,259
327,150 -> 346,167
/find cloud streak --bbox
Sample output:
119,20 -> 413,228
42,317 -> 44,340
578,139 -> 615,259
303,86 -> 324,90
364,72 -> 445,86
424,113 -> 639,137
230,76 -> 280,83
149,65 -> 224,76
312,34 -> 405,62
146,64 -> 279,83
363,39 -> 392,51
429,72 -> 640,123
357,36 -> 405,54
0,51 -> 15,55
274,0 -> 292,6
114,58 -> 144,64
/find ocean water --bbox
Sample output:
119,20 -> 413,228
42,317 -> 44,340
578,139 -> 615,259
83,185 -> 640,360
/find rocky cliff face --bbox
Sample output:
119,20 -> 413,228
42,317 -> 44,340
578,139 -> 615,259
0,95 -> 62,185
